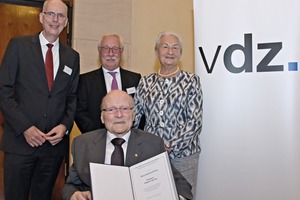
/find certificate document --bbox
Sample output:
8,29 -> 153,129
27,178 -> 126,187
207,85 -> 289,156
90,152 -> 178,200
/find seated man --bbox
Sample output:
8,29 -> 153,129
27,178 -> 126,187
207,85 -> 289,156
62,90 -> 193,200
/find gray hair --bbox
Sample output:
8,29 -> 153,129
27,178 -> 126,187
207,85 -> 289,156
98,33 -> 124,51
154,31 -> 183,54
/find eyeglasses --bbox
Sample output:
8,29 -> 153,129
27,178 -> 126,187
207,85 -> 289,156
101,107 -> 134,114
43,11 -> 66,20
99,46 -> 123,54
160,44 -> 180,53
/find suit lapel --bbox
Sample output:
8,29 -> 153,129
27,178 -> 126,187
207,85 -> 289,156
51,42 -> 66,92
98,67 -> 108,93
79,130 -> 107,186
30,35 -> 49,91
88,130 -> 107,163
125,130 -> 143,166
120,68 -> 129,90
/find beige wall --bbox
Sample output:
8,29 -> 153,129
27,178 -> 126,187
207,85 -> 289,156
71,0 -> 194,139
72,0 -> 132,74
72,0 -> 194,75
131,0 -> 194,75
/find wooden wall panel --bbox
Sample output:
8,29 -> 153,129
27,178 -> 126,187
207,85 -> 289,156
0,4 -> 42,63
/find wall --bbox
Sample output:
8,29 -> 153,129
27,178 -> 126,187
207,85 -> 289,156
72,0 -> 194,75
72,0 -> 132,74
131,0 -> 194,75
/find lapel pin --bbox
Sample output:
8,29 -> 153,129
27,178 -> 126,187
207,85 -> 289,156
134,154 -> 138,157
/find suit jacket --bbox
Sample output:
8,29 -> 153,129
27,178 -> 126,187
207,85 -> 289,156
75,67 -> 141,133
0,34 -> 80,156
62,128 -> 193,200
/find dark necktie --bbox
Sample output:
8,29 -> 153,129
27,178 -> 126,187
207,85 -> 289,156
111,138 -> 125,166
108,72 -> 118,90
45,43 -> 54,91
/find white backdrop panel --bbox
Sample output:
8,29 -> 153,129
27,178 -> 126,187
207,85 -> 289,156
194,0 -> 300,200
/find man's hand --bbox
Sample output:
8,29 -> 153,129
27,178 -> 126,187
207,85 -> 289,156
24,126 -> 46,147
70,191 -> 92,200
44,124 -> 67,146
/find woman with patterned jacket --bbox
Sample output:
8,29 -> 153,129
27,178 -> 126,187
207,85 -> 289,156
134,31 -> 203,198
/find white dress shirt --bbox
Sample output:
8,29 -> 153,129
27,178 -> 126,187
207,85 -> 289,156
39,32 -> 60,80
104,131 -> 131,165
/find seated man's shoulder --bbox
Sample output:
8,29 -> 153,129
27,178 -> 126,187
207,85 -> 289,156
74,129 -> 104,143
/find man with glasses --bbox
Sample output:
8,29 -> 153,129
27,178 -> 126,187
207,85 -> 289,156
75,33 -> 143,134
63,90 -> 193,200
0,0 -> 79,199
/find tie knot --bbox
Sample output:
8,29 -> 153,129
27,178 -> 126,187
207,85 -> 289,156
108,71 -> 117,77
47,43 -> 53,49
111,138 -> 125,146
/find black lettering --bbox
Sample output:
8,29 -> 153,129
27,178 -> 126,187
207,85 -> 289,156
199,45 -> 221,74
224,33 -> 253,73
257,42 -> 283,72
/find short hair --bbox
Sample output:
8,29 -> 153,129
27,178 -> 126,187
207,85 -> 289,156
154,31 -> 183,54
42,0 -> 67,14
100,90 -> 134,109
98,33 -> 124,50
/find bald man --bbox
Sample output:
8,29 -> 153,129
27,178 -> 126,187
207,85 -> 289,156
63,90 -> 193,200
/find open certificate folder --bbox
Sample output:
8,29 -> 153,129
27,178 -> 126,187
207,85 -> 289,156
90,151 -> 179,200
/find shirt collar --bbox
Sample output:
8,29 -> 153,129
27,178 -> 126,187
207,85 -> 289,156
102,67 -> 120,74
106,130 -> 131,145
39,32 -> 59,47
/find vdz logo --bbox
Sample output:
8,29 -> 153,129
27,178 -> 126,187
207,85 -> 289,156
199,33 -> 298,73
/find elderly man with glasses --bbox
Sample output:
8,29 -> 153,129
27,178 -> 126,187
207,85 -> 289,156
63,90 -> 193,200
75,33 -> 144,134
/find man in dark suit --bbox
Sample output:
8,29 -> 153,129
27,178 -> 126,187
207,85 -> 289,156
0,0 -> 79,199
62,90 -> 193,200
75,33 -> 143,133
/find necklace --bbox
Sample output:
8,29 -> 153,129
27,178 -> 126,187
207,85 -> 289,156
158,67 -> 180,77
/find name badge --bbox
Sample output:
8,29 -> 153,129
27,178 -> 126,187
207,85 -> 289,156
63,65 -> 72,75
126,87 -> 136,94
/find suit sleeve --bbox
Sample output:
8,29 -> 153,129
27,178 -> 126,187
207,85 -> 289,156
75,75 -> 97,133
0,38 -> 32,135
59,49 -> 80,132
62,138 -> 90,199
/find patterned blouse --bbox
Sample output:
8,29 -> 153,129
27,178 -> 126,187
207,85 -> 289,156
134,70 -> 203,159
